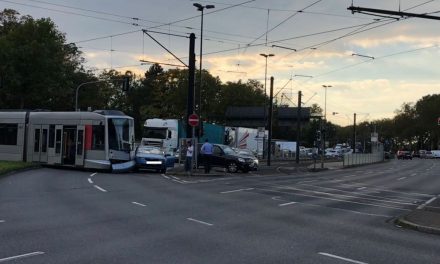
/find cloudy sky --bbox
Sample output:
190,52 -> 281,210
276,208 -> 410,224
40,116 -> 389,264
2,0 -> 440,126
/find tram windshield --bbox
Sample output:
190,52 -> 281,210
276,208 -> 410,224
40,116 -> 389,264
108,118 -> 132,152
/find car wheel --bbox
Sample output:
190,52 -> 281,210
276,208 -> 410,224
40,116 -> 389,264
227,162 -> 238,173
242,168 -> 250,173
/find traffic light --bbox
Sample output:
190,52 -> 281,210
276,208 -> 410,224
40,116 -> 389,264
122,76 -> 130,92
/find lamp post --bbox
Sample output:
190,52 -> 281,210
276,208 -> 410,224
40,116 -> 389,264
260,53 -> 274,159
260,53 -> 275,98
193,3 -> 215,128
322,85 -> 332,121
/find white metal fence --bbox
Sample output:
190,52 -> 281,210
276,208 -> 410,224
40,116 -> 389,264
343,152 -> 384,167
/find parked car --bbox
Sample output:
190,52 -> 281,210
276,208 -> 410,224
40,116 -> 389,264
135,145 -> 175,173
234,148 -> 259,169
397,150 -> 412,160
198,144 -> 258,173
431,150 -> 440,159
325,149 -> 342,159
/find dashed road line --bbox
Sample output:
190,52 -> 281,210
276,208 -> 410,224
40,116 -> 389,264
0,251 -> 45,263
93,185 -> 107,192
397,177 -> 407,181
278,201 -> 297,207
417,196 -> 438,209
357,187 -> 367,190
318,252 -> 368,264
90,172 -> 97,177
87,178 -> 93,184
187,218 -> 213,226
132,201 -> 147,207
410,173 -> 417,177
220,188 -> 254,194
0,220 -> 5,223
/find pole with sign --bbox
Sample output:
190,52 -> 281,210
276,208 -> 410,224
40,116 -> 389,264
188,113 -> 199,174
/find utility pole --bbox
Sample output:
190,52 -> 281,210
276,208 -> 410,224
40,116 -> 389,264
353,113 -> 357,154
187,33 -> 196,138
296,91 -> 302,164
267,76 -> 274,166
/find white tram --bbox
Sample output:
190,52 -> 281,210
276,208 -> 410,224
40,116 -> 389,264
0,110 -> 135,170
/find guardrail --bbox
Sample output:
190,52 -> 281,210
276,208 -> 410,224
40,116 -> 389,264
343,152 -> 384,167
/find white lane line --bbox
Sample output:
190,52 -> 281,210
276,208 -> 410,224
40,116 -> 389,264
93,185 -> 107,192
410,173 -> 417,177
397,177 -> 407,181
186,218 -> 213,226
132,202 -> 147,207
220,188 -> 254,194
163,175 -> 171,179
417,196 -> 438,209
318,252 -> 368,264
0,220 -> 5,223
357,187 -> 367,190
90,172 -> 97,177
87,178 -> 93,184
278,201 -> 297,207
0,251 -> 45,263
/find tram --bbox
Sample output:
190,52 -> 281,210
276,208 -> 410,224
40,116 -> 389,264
0,110 -> 135,170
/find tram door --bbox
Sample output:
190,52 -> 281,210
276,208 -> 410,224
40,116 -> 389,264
54,125 -> 63,164
75,125 -> 85,166
31,125 -> 49,163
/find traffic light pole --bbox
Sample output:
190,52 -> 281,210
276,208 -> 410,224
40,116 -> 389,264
187,33 -> 196,138
296,91 -> 302,164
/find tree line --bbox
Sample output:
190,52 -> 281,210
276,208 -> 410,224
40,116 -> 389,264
1,9 -> 439,150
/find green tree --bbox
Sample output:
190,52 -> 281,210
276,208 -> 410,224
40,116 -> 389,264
0,9 -> 87,110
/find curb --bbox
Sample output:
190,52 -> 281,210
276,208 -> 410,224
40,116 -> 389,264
0,165 -> 41,180
395,216 -> 440,235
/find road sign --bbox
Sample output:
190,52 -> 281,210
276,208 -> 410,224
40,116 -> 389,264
188,114 -> 199,127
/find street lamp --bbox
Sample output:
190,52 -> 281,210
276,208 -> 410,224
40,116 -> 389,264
260,53 -> 274,159
260,53 -> 275,98
322,85 -> 332,121
193,3 -> 215,125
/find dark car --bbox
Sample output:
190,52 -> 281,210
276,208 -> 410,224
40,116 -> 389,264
397,150 -> 412,160
135,145 -> 175,173
198,144 -> 257,173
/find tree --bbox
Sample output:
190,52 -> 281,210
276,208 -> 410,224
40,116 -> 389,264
0,9 -> 87,110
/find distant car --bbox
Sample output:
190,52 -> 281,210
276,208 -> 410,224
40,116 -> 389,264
198,144 -> 258,173
397,150 -> 412,160
325,149 -> 342,159
135,145 -> 175,173
431,150 -> 440,159
234,148 -> 259,170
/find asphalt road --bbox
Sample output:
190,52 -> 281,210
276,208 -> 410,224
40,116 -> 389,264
1,159 -> 440,263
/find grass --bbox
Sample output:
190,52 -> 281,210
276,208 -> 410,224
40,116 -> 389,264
0,160 -> 37,176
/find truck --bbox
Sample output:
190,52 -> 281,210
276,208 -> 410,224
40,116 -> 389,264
142,119 -> 185,156
225,127 -> 267,157
142,118 -> 224,156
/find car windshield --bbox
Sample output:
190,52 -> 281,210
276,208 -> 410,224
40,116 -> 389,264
138,146 -> 163,155
221,145 -> 236,155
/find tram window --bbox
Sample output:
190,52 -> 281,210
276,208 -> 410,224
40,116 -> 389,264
77,130 -> 84,155
34,129 -> 40,152
0,123 -> 18,145
92,125 -> 105,150
49,125 -> 55,148
42,129 -> 48,153
55,129 -> 62,154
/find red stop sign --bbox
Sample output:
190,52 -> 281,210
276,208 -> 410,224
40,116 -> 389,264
188,114 -> 199,127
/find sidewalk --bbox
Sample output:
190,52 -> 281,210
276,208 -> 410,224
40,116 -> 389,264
396,196 -> 440,235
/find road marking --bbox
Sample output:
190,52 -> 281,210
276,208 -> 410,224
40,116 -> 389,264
318,252 -> 368,264
87,178 -> 93,184
357,187 -> 367,190
163,175 -> 170,179
417,196 -> 437,209
93,185 -> 107,192
0,251 -> 45,263
132,202 -> 147,207
279,201 -> 297,207
397,177 -> 406,181
187,218 -> 213,226
220,188 -> 254,194
90,172 -> 97,177
0,220 -> 4,223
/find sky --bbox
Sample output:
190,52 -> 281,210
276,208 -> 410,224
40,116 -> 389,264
2,0 -> 440,126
